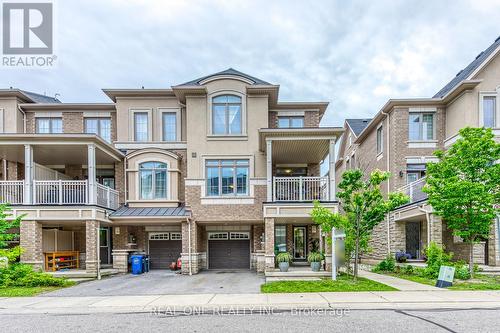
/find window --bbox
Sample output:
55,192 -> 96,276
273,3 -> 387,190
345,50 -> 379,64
139,162 -> 167,199
212,95 -> 242,135
85,118 -> 111,142
483,96 -> 496,128
206,159 -> 249,196
277,116 -> 304,128
170,232 -> 182,240
376,126 -> 383,154
409,113 -> 434,141
406,163 -> 426,184
134,112 -> 149,141
36,118 -> 62,134
149,233 -> 169,240
208,232 -> 229,240
275,225 -> 286,252
230,232 -> 250,240
162,112 -> 177,141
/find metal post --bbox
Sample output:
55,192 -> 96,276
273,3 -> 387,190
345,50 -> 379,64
332,227 -> 337,281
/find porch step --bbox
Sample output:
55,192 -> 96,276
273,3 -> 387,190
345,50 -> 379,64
266,277 -> 322,282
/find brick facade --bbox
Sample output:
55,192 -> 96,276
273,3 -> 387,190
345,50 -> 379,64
20,220 -> 43,270
62,112 -> 84,133
85,220 -> 100,273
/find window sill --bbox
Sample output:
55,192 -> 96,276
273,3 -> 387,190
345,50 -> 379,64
206,135 -> 248,141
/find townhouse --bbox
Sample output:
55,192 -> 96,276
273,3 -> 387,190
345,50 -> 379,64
0,68 -> 342,276
336,36 -> 500,266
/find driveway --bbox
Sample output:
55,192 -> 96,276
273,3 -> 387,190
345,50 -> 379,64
45,270 -> 264,296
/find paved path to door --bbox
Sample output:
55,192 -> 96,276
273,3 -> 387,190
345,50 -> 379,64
359,270 -> 442,291
45,270 -> 265,296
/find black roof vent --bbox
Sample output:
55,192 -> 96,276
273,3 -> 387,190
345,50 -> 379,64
495,35 -> 500,42
455,69 -> 463,77
475,51 -> 484,59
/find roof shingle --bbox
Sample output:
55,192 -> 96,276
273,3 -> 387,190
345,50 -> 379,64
346,118 -> 372,136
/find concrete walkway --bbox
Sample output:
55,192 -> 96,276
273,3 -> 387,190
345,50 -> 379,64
359,270 -> 442,291
1,290 -> 500,314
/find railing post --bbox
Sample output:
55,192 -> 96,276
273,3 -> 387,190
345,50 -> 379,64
299,177 -> 303,201
58,179 -> 63,205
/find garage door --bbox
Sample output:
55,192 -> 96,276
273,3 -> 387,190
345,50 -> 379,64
208,232 -> 250,269
148,233 -> 182,269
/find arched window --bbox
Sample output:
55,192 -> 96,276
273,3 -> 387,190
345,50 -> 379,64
212,95 -> 242,134
139,162 -> 167,199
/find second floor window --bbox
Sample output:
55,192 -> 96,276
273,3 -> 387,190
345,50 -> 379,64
139,162 -> 167,200
278,116 -> 304,128
36,118 -> 62,134
85,118 -> 111,142
162,112 -> 177,141
134,112 -> 149,142
376,126 -> 383,154
206,159 -> 249,196
483,96 -> 496,128
409,113 -> 434,141
212,95 -> 242,135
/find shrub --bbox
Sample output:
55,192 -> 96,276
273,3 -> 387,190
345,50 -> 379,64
307,252 -> 322,263
395,250 -> 411,263
422,242 -> 452,278
276,252 -> 292,263
373,255 -> 396,272
454,265 -> 471,280
0,246 -> 23,264
402,265 -> 414,275
0,263 -> 69,287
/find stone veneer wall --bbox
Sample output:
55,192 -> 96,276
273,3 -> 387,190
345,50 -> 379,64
20,220 -> 43,270
443,220 -> 485,264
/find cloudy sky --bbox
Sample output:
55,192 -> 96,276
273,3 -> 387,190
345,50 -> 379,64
2,0 -> 500,127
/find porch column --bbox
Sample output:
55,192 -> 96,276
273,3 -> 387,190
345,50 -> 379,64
328,138 -> 336,201
23,144 -> 33,204
181,219 -> 200,275
264,217 -> 275,271
85,220 -> 100,274
87,144 -> 96,205
20,220 -> 43,270
266,139 -> 273,201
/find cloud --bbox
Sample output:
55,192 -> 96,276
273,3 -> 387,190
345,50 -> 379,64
1,0 -> 499,127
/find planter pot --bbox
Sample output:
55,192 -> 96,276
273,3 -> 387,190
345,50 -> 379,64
278,262 -> 289,272
310,262 -> 321,272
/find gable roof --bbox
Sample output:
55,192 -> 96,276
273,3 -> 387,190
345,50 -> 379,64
20,90 -> 61,103
176,68 -> 271,86
346,118 -> 371,137
433,35 -> 500,98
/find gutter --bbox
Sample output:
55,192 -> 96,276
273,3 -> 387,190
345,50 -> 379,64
419,206 -> 433,246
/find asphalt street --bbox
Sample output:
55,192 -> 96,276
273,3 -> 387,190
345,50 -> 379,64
2,308 -> 499,333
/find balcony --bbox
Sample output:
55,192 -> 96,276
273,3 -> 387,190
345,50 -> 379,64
397,177 -> 428,205
273,176 -> 329,202
0,180 -> 119,210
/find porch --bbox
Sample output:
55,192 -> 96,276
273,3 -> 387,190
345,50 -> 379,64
0,134 -> 123,210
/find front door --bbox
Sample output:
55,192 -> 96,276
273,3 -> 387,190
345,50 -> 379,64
99,227 -> 111,265
405,222 -> 420,259
293,227 -> 307,260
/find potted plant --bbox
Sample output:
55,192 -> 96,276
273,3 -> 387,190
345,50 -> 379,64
276,252 -> 292,272
308,252 -> 322,272
395,250 -> 411,263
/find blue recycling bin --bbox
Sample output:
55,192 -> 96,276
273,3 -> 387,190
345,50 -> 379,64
130,254 -> 144,275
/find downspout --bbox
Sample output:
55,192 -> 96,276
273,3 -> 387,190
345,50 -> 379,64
419,206 -> 432,247
17,105 -> 26,133
381,110 -> 391,254
187,218 -> 192,276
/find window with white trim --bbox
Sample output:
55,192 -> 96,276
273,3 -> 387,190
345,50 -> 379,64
208,232 -> 229,240
162,112 -> 177,141
409,113 -> 434,141
36,118 -> 62,134
206,159 -> 249,196
483,96 -> 496,128
139,162 -> 167,200
212,95 -> 242,135
230,232 -> 250,240
134,112 -> 149,141
376,126 -> 383,154
149,233 -> 169,240
277,116 -> 304,128
170,232 -> 182,240
85,118 -> 111,142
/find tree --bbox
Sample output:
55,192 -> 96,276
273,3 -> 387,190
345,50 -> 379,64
312,169 -> 408,280
0,203 -> 23,249
424,127 -> 500,276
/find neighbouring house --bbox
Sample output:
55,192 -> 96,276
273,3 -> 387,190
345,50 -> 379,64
0,68 -> 342,275
335,35 -> 500,266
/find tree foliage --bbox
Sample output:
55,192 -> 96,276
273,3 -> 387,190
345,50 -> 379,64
424,127 -> 500,275
0,204 -> 23,249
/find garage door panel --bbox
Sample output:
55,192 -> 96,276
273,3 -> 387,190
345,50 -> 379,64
149,240 -> 182,269
209,240 -> 250,269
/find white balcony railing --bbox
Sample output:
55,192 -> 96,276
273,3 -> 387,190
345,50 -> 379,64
0,180 -> 24,205
273,176 -> 329,202
0,180 -> 119,210
397,177 -> 428,204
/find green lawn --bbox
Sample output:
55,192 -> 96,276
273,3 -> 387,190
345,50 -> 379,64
261,274 -> 397,293
0,286 -> 64,297
378,271 -> 500,290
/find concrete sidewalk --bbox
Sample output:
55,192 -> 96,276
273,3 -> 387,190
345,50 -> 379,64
358,270 -> 442,291
1,290 -> 500,314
